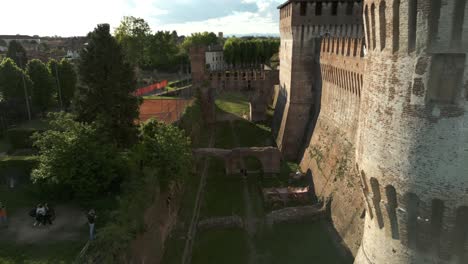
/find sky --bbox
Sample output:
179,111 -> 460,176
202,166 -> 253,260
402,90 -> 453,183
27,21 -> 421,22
0,0 -> 283,37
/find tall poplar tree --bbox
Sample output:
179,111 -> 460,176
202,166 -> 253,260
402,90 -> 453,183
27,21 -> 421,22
74,24 -> 140,147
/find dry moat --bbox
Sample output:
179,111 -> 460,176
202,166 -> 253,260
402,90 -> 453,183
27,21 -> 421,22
162,92 -> 351,264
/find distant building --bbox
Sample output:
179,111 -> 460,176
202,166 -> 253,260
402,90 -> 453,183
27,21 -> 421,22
0,35 -> 41,52
205,45 -> 225,71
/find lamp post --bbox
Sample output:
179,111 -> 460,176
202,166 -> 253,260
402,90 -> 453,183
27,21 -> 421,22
16,52 -> 31,120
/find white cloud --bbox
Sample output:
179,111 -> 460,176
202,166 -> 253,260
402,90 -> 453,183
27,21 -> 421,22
158,10 -> 278,36
0,0 -> 281,36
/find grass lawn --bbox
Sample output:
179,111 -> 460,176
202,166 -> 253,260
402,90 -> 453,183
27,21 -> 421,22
0,241 -> 86,264
192,228 -> 249,264
233,120 -> 273,147
200,158 -> 245,218
161,159 -> 204,264
255,221 -> 351,264
260,161 -> 301,188
215,92 -> 250,118
214,121 -> 235,149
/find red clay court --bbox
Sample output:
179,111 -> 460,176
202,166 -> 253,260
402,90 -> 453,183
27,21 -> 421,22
139,98 -> 192,124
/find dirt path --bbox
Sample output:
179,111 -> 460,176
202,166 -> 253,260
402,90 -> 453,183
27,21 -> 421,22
181,130 -> 215,264
0,205 -> 87,244
229,121 -> 258,264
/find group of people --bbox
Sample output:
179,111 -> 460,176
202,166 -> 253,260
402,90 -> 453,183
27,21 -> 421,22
0,202 -> 7,227
29,203 -> 55,227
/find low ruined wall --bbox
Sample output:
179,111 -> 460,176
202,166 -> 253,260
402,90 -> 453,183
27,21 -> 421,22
300,115 -> 364,256
266,205 -> 324,226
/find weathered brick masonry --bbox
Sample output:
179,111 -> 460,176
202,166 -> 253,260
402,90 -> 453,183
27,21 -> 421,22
355,1 -> 468,263
276,0 -> 468,263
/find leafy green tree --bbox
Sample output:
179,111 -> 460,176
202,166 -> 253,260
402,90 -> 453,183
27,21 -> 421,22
26,59 -> 54,113
181,32 -> 219,53
223,38 -> 280,67
0,58 -> 32,101
145,31 -> 180,71
0,58 -> 33,121
136,119 -> 192,186
48,59 -> 77,108
115,16 -> 151,67
32,112 -> 124,200
6,40 -> 27,68
75,23 -> 140,147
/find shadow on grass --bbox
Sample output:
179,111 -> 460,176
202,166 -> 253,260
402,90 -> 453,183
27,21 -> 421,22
192,228 -> 249,264
254,220 -> 352,264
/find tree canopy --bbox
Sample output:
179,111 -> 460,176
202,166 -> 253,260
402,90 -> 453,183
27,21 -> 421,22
115,16 -> 151,67
223,38 -> 280,68
136,119 -> 192,186
0,58 -> 32,102
181,32 -> 219,52
6,40 -> 28,68
32,112 -> 124,200
26,59 -> 54,113
75,23 -> 140,146
48,59 -> 77,109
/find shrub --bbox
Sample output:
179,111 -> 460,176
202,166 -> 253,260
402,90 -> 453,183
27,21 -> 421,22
31,112 -> 124,200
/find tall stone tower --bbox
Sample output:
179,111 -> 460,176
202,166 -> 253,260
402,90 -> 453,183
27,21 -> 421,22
274,0 -> 362,160
190,46 -> 206,85
355,1 -> 468,263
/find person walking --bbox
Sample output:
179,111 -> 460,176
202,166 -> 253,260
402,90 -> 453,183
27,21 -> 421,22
87,209 -> 97,240
34,204 -> 46,227
0,202 -> 7,227
44,203 -> 54,225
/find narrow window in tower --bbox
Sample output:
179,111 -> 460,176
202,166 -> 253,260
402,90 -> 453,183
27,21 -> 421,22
347,38 -> 351,56
360,171 -> 374,219
341,39 -> 346,55
371,3 -> 377,50
428,0 -> 441,46
430,199 -> 444,252
300,2 -> 307,16
393,0 -> 400,52
385,185 -> 400,239
332,2 -> 338,16
315,2 -> 323,16
346,2 -> 353,16
452,207 -> 468,261
379,2 -> 386,50
370,178 -> 384,229
451,0 -> 466,48
353,39 -> 358,56
408,0 -> 417,53
364,5 -> 371,51
405,192 -> 420,249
